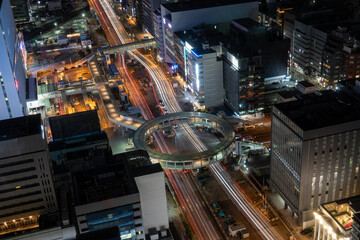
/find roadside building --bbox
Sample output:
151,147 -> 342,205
0,0 -> 28,119
270,91 -> 360,228
10,0 -> 29,23
80,34 -> 92,49
174,29 -> 223,109
57,35 -> 68,46
313,195 -> 360,239
0,114 -> 58,237
159,0 -> 258,63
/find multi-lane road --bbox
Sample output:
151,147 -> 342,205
89,0 -> 222,239
88,0 -> 286,239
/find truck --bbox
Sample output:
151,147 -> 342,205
108,63 -> 120,76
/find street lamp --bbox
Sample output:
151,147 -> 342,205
82,13 -> 85,17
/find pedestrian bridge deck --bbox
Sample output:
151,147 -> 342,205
100,39 -> 156,55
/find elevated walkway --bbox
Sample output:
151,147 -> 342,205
100,39 -> 156,55
97,84 -> 144,130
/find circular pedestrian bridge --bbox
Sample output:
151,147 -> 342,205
133,112 -> 235,170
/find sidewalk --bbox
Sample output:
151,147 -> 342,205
267,192 -> 311,240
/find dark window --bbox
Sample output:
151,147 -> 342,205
0,198 -> 43,211
1,206 -> 45,218
0,175 -> 38,186
0,167 -> 36,177
0,159 -> 33,169
0,191 -> 42,202
0,183 -> 40,194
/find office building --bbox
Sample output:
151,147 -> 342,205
10,0 -> 29,23
222,42 -> 264,115
283,2 -> 358,84
153,10 -> 163,61
342,33 -> 360,81
225,18 -> 289,114
0,114 -> 58,236
72,155 -> 145,239
48,110 -> 109,172
0,0 -> 27,120
129,152 -> 170,235
159,0 -> 258,63
174,29 -> 223,109
47,111 -> 110,228
270,92 -> 360,228
142,0 -> 160,35
313,195 -> 360,240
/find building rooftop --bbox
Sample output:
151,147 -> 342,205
298,80 -> 314,88
112,150 -> 163,177
175,27 -> 221,55
0,114 -> 42,142
162,0 -> 256,13
232,18 -> 262,31
133,163 -> 163,178
277,89 -> 298,99
318,194 -> 360,235
76,226 -> 120,240
48,131 -> 108,152
122,149 -> 151,168
72,155 -> 138,205
274,91 -> 360,131
49,110 -> 101,141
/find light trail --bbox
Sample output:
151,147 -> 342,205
90,0 -> 221,239
90,0 -> 286,239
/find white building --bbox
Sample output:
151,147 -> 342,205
174,31 -> 224,109
312,196 -> 360,240
159,0 -> 258,63
0,0 -> 27,120
271,92 -> 360,229
0,114 -> 58,236
133,164 -> 169,234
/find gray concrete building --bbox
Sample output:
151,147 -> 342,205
270,92 -> 360,228
0,114 -> 58,236
159,0 -> 258,63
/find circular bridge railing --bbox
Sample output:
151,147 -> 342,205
133,112 -> 235,169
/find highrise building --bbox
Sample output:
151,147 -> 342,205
270,92 -> 360,228
0,0 -> 27,120
174,30 -> 224,109
0,114 -> 58,236
159,0 -> 258,63
10,0 -> 29,23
